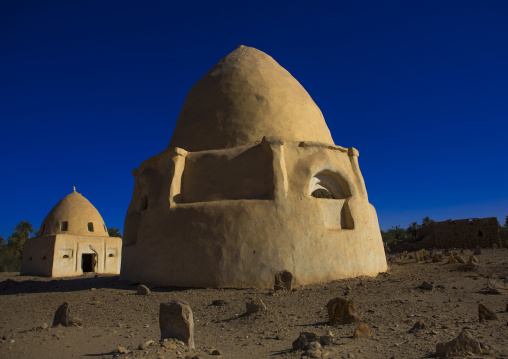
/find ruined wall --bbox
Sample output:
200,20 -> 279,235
421,217 -> 501,249
500,228 -> 508,248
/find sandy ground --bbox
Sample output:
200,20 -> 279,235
0,248 -> 507,359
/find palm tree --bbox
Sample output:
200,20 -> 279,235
406,222 -> 420,239
107,227 -> 123,238
14,221 -> 34,241
421,216 -> 434,226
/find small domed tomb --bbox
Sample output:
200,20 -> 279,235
121,46 -> 387,288
21,188 -> 122,277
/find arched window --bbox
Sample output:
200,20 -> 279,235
88,222 -> 94,232
61,221 -> 68,231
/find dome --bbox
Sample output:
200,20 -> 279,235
168,46 -> 335,152
39,188 -> 109,237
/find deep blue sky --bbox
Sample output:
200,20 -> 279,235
1,0 -> 507,238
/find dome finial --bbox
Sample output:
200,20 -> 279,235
73,186 -> 76,192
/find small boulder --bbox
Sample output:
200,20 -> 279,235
53,302 -> 70,327
467,255 -> 478,265
138,340 -> 154,350
159,300 -> 195,350
305,341 -> 322,358
486,279 -> 507,294
447,256 -> 457,264
409,319 -> 427,333
118,346 -> 130,354
478,304 -> 498,322
435,329 -> 483,356
70,317 -> 84,327
274,270 -> 293,291
419,281 -> 434,291
326,297 -> 360,325
292,334 -> 309,351
245,298 -> 267,314
137,284 -> 150,295
353,323 -> 371,338
453,254 -> 465,264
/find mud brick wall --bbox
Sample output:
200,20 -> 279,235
500,228 -> 508,248
431,217 -> 501,249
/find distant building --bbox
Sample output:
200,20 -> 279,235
20,188 -> 121,277
416,217 -> 502,249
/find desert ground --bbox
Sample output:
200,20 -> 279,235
1,248 -> 507,359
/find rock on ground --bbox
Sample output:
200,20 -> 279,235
159,300 -> 195,350
435,329 -> 483,357
136,284 -> 150,295
478,303 -> 498,322
245,298 -> 267,314
274,270 -> 293,291
53,302 -> 70,327
326,297 -> 360,325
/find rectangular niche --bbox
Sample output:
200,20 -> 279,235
181,144 -> 274,203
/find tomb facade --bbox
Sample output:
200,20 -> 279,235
121,46 -> 387,288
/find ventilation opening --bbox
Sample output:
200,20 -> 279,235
108,253 -> 114,257
82,253 -> 96,273
478,230 -> 483,237
61,221 -> 68,231
87,222 -> 94,232
311,188 -> 335,199
63,255 -> 69,258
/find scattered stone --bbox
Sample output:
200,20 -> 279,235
211,300 -> 227,306
137,284 -> 150,295
159,300 -> 195,350
326,297 -> 360,325
53,302 -> 70,327
474,246 -> 482,255
400,251 -> 408,259
447,256 -> 457,264
118,346 -> 130,354
467,255 -> 478,265
414,249 -> 429,262
138,340 -> 154,350
435,329 -> 483,357
274,270 -> 293,291
246,298 -> 267,314
486,279 -> 507,294
305,341 -> 322,358
70,317 -> 84,327
419,281 -> 434,291
292,334 -> 309,351
409,320 -> 427,333
209,348 -> 222,355
353,323 -> 371,338
432,254 -> 443,262
41,323 -> 48,330
453,254 -> 465,264
161,338 -> 184,350
478,304 -> 498,322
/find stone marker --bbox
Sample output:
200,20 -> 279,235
353,323 -> 371,338
137,284 -> 150,295
419,281 -> 434,291
159,300 -> 195,350
435,329 -> 483,357
478,304 -> 498,322
274,270 -> 293,291
447,256 -> 457,264
486,279 -> 507,294
245,298 -> 267,314
467,255 -> 478,265
326,297 -> 360,325
453,254 -> 465,264
409,319 -> 427,332
53,302 -> 70,327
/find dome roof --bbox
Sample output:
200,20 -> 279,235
39,188 -> 109,237
168,46 -> 335,152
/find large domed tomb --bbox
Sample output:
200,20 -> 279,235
121,46 -> 387,288
21,188 -> 122,277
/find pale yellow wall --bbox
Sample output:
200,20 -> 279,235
121,139 -> 387,288
20,236 -> 56,276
